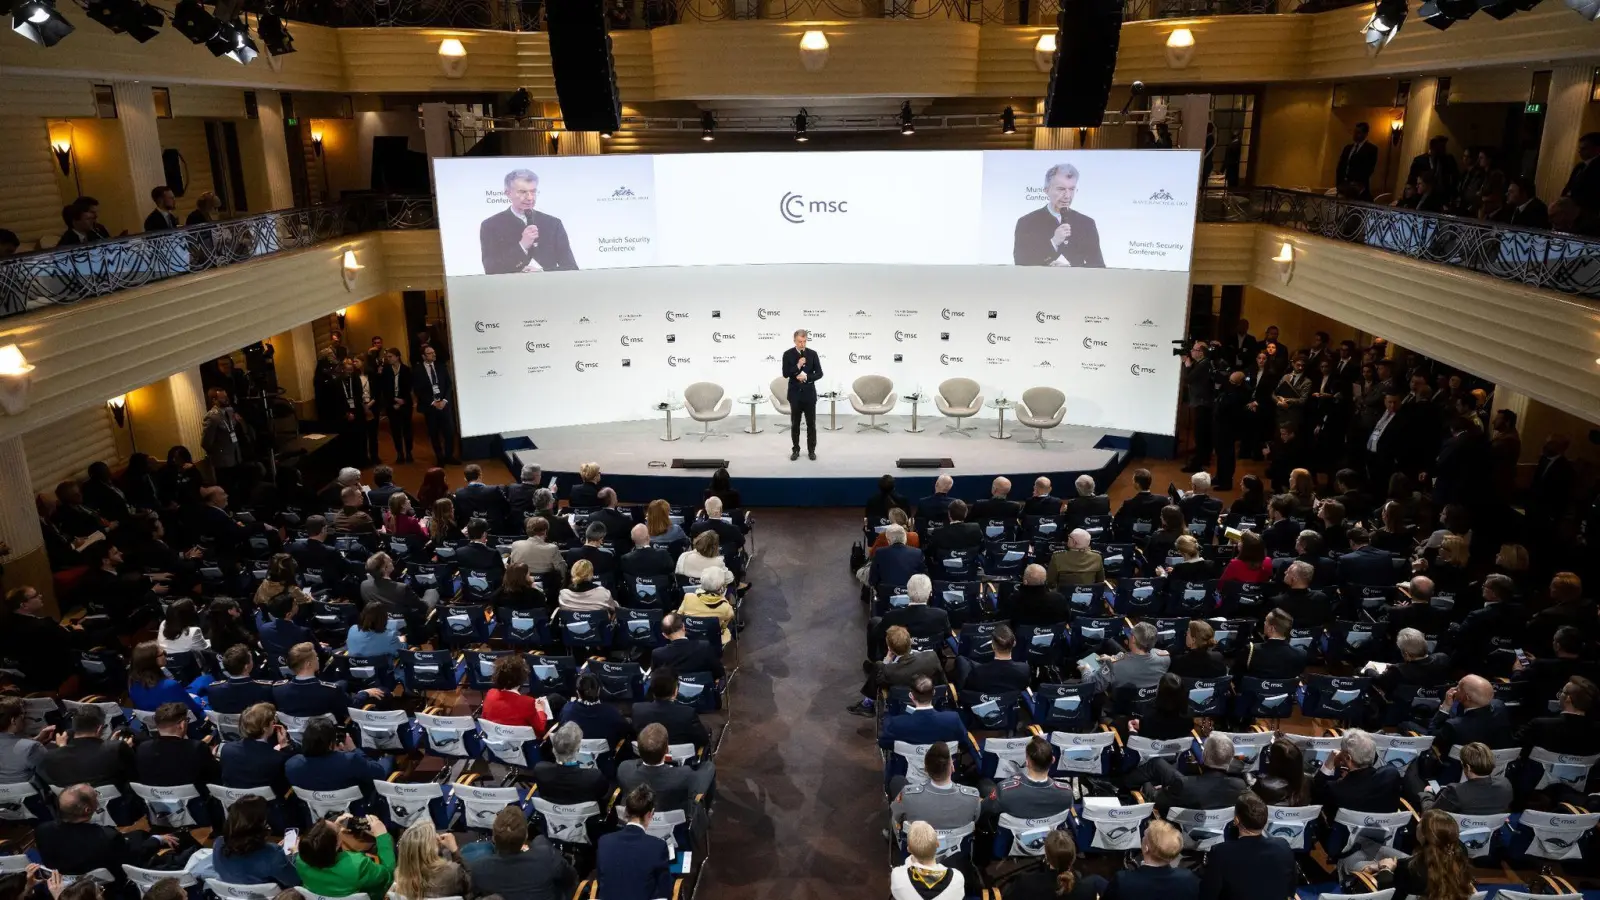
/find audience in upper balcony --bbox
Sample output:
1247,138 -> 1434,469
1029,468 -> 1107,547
0,229 -> 18,255
1496,176 -> 1550,229
1336,122 -> 1378,200
1561,131 -> 1600,222
1409,136 -> 1460,206
143,186 -> 179,232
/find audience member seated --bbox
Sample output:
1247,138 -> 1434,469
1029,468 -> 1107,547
558,674 -> 632,748
651,612 -> 726,680
219,703 -> 293,795
345,601 -> 404,664
530,488 -> 578,547
1144,506 -> 1186,570
1352,810 -> 1474,900
133,702 -> 218,790
509,516 -> 567,583
970,476 -> 1022,531
1228,476 -> 1267,518
34,783 -> 176,885
212,795 -> 300,887
1067,474 -> 1111,520
596,785 -> 674,900
1525,572 -> 1593,655
1238,609 -> 1306,680
1271,561 -> 1333,628
559,559 -> 618,614
286,717 -> 388,792
318,468 -> 368,512
1046,528 -> 1104,588
689,496 -> 744,558
675,530 -> 722,581
392,822 -> 469,900
453,464 -> 510,531
156,598 -> 210,654
956,624 -> 1030,694
866,475 -> 913,525
481,654 -> 552,738
1337,526 -> 1398,585
455,517 -> 508,585
1164,535 -> 1213,582
1271,530 -> 1333,587
1518,675 -> 1600,755
1149,732 -> 1249,815
1370,627 -> 1451,698
495,562 -> 546,612
0,696 -> 52,784
1251,738 -> 1310,807
1114,469 -> 1167,538
426,498 -> 459,552
334,487 -> 376,534
567,463 -> 603,509
679,565 -> 736,644
870,509 -> 920,557
644,499 -> 688,554
889,821 -> 964,900
467,806 -> 577,900
1515,625 -> 1600,709
1452,573 -> 1524,673
621,524 -> 674,578
294,814 -> 396,899
531,722 -> 612,806
127,641 -> 206,719
915,474 -> 957,524
1259,496 -> 1300,558
869,524 -> 927,590
889,742 -> 980,832
272,642 -> 381,722
256,557 -> 317,651
1419,741 -> 1512,813
360,551 -> 436,631
1312,728 -> 1402,815
38,706 -> 129,789
1009,563 -> 1073,625
618,722 -> 715,815
1197,793 -> 1297,900
1179,472 -> 1223,527
1219,532 -> 1273,589
285,518 -> 347,584
853,625 -> 943,718
923,500 -> 983,557
871,574 -> 951,663
1101,819 -> 1197,900
632,668 -> 711,752
591,489 -> 635,555
1422,674 -> 1516,754
1004,831 -> 1107,900
990,735 -> 1075,820
1126,674 -> 1194,742
366,466 -> 406,516
1,585 -> 79,692
76,542 -> 163,632
879,676 -> 978,794
1168,620 -> 1228,679
1087,621 -> 1170,693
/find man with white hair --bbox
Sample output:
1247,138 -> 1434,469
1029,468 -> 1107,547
1179,471 -> 1223,526
1272,560 -> 1333,627
1312,728 -> 1402,815
690,495 -> 745,555
1272,529 -> 1334,585
874,574 -> 949,649
1009,563 -> 1072,625
505,463 -> 543,519
318,466 -> 368,511
869,523 -> 927,593
530,722 -> 612,806
1023,477 -> 1064,517
1367,626 -> 1449,696
915,474 -> 957,524
1066,474 -> 1110,519
1087,621 -> 1169,692
1012,161 -> 1105,267
1046,528 -> 1104,587
1150,732 -> 1248,815
479,167 -> 578,274
970,476 -> 1022,532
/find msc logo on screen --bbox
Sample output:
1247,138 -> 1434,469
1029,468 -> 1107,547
473,321 -> 499,333
574,361 -> 600,372
780,192 -> 848,224
894,331 -> 918,342
620,336 -> 644,347
848,352 -> 872,364
665,310 -> 687,322
1036,311 -> 1062,324
940,308 -> 965,321
524,341 -> 550,353
1130,364 -> 1158,376
1083,337 -> 1109,350
757,308 -> 780,319
940,354 -> 964,366
668,355 -> 691,367
713,332 -> 735,343
987,333 -> 1011,345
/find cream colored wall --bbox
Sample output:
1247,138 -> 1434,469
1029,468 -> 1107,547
1326,107 -> 1403,196
1239,285 -> 1364,349
0,118 -> 68,246
52,117 -> 141,238
154,118 -> 215,219
1255,83 -> 1336,190
340,293 -> 409,366
309,118 -> 363,200
22,407 -> 120,493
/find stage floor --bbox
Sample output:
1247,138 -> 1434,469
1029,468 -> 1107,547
499,416 -> 1135,506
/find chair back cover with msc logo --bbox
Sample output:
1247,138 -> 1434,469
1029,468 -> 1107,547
60,870 -> 115,888
1511,809 -> 1600,861
1077,800 -> 1155,852
1047,730 -> 1117,777
294,890 -> 371,900
996,807 -> 1073,857
629,741 -> 697,766
0,782 -> 41,821
576,738 -> 613,769
1126,735 -> 1192,769
1528,748 -> 1600,792
349,708 -> 413,752
477,720 -> 539,768
277,712 -> 337,742
532,797 -> 601,845
206,784 -> 276,819
1167,806 -> 1236,851
1332,808 -> 1413,852
373,780 -> 449,830
982,736 -> 1033,781
62,699 -> 124,738
1284,734 -> 1344,768
130,782 -> 202,829
401,650 -> 459,692
207,710 -> 244,742
893,741 -> 960,786
1263,805 -> 1322,851
122,864 -> 199,895
416,713 -> 480,758
1492,893 -> 1582,900
1445,744 -> 1520,782
1371,733 -> 1436,771
1315,892 -> 1394,900
928,822 -> 975,862
51,783 -> 121,826
0,856 -> 30,875
452,784 -> 528,831
300,786 -> 364,821
1448,812 -> 1508,859
614,805 -> 687,857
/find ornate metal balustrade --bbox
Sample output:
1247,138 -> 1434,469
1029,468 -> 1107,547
1201,187 -> 1600,300
0,196 -> 436,318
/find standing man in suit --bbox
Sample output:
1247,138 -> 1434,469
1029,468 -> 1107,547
479,168 -> 579,275
1225,318 -> 1259,369
1182,340 -> 1217,473
597,786 -> 674,900
1408,136 -> 1460,205
202,388 -> 253,495
1013,162 -> 1105,268
374,347 -> 414,464
335,358 -> 377,466
414,344 -> 458,465
1336,122 -> 1379,198
781,329 -> 822,462
1562,132 -> 1600,220
143,186 -> 179,232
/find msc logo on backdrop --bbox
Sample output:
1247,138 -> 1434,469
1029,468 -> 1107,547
665,310 -> 687,322
524,341 -> 550,353
1036,311 -> 1062,324
473,321 -> 499,333
849,352 -> 873,364
620,336 -> 644,347
665,334 -> 676,343
713,332 -> 735,343
620,359 -> 631,367
574,361 -> 600,373
1083,337 -> 1109,350
987,333 -> 1011,345
668,355 -> 691,367
940,308 -> 965,321
757,308 -> 779,319
940,354 -> 964,366
780,192 -> 849,224
1130,364 -> 1158,376
894,331 -> 918,342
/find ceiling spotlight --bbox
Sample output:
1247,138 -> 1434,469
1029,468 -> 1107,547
700,111 -> 715,142
11,0 -> 74,46
899,101 -> 915,136
1001,106 -> 1016,135
1362,0 -> 1406,55
257,11 -> 294,55
206,17 -> 258,64
794,108 -> 809,142
85,0 -> 163,42
171,0 -> 217,43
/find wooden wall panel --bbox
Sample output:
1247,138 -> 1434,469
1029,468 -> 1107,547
163,84 -> 247,119
0,77 -> 96,118
22,407 -> 118,493
378,230 -> 445,292
1191,224 -> 1256,286
1113,16 -> 1310,87
610,31 -> 656,102
339,29 -> 522,93
0,118 -> 69,247
510,33 -> 560,99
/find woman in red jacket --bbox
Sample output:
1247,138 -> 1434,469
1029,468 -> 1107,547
1219,530 -> 1273,589
479,654 -> 550,737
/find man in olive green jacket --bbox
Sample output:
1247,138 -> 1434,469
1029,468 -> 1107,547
1047,528 -> 1105,587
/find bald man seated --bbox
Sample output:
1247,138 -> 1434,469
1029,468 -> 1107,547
1023,477 -> 1065,517
1420,675 -> 1517,755
970,477 -> 1023,532
915,474 -> 958,524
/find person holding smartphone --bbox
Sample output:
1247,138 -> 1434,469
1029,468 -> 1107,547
212,795 -> 300,887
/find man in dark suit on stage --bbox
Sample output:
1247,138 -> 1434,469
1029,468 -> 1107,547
413,344 -> 458,465
1012,162 -> 1105,268
781,329 -> 823,462
478,168 -> 579,275
1336,122 -> 1379,198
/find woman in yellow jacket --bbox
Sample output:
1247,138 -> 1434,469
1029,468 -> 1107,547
679,564 -> 736,645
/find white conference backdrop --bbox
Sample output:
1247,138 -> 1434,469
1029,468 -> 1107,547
446,264 -> 1188,438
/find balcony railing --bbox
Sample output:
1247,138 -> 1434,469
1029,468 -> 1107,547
266,0 -> 1315,29
0,196 -> 436,319
1201,187 -> 1600,301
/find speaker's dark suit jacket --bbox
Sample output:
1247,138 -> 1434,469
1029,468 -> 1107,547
479,207 -> 578,274
1013,206 -> 1105,268
781,347 -> 823,405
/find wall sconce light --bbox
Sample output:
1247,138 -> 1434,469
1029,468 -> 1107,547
438,38 -> 468,79
335,307 -> 349,329
341,248 -> 363,291
311,128 -> 324,157
0,344 -> 36,416
798,30 -> 829,72
549,130 -> 561,151
1389,116 -> 1404,147
1164,28 -> 1195,68
51,137 -> 72,176
1272,240 -> 1295,284
1034,33 -> 1057,73
1077,126 -> 1089,146
106,394 -> 127,428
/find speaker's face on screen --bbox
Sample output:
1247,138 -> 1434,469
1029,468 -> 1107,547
1046,174 -> 1078,212
506,178 -> 539,213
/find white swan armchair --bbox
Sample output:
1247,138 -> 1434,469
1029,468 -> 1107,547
683,382 -> 732,439
1016,387 -> 1066,447
935,378 -> 984,436
849,375 -> 896,432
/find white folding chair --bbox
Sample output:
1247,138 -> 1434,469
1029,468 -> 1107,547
60,870 -> 116,888
1514,809 -> 1600,861
372,780 -> 447,830
996,808 -> 1074,857
295,891 -> 371,900
477,719 -> 538,769
891,740 -> 959,787
206,881 -> 288,900
1166,806 -> 1236,851
1332,808 -> 1413,855
276,712 -> 336,743
349,708 -> 411,752
206,784 -> 277,819
0,782 -> 43,822
1449,812 -> 1508,860
1076,799 -> 1155,852
575,738 -> 613,770
130,783 -> 202,829
982,736 -> 1032,781
121,865 -> 198,896
629,741 -> 697,766
1446,744 -> 1519,781
531,797 -> 601,846
299,785 -> 364,821
1264,805 -> 1323,852
1315,892 -> 1394,900
206,710 -> 244,742
61,700 -> 123,738
613,805 -> 687,857
416,713 -> 480,758
0,856 -> 31,874
1371,733 -> 1435,770
451,783 -> 527,831
1047,730 -> 1117,777
1527,748 -> 1600,793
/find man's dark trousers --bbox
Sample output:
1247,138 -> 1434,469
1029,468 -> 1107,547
792,399 -> 817,454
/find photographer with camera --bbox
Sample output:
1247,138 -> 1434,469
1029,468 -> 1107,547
294,812 -> 395,899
